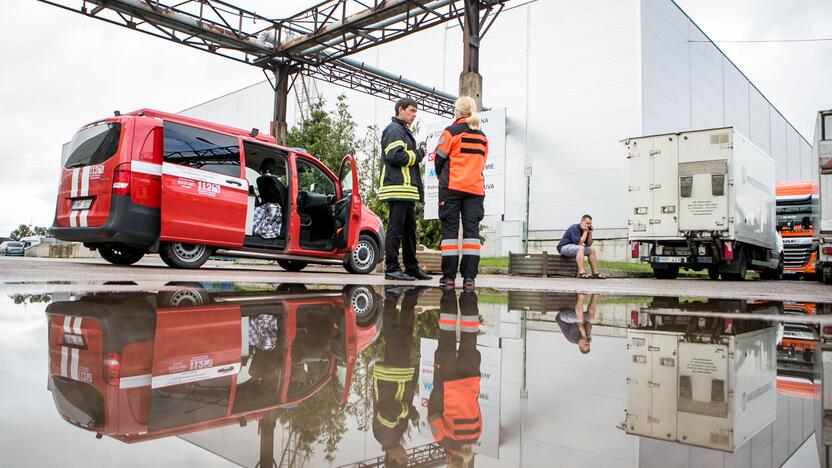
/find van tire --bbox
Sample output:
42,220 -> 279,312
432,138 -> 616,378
343,285 -> 380,326
159,242 -> 211,269
277,260 -> 308,272
722,249 -> 747,281
707,267 -> 720,280
345,234 -> 379,275
652,265 -> 679,280
99,245 -> 145,265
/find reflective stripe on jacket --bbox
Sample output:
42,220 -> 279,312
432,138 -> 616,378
434,118 -> 488,196
379,117 -> 423,202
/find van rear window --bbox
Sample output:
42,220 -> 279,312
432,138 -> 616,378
163,121 -> 241,177
64,122 -> 121,169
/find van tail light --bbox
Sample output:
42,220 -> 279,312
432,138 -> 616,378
103,352 -> 121,386
630,310 -> 639,327
630,242 -> 639,259
823,247 -> 832,255
824,326 -> 832,336
723,241 -> 734,261
112,163 -> 131,195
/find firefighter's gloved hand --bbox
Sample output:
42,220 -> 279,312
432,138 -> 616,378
417,142 -> 427,162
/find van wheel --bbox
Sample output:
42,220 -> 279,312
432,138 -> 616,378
345,234 -> 379,274
652,265 -> 679,280
343,285 -> 380,326
722,249 -> 747,281
277,260 -> 308,272
99,245 -> 145,265
707,267 -> 720,280
159,242 -> 211,269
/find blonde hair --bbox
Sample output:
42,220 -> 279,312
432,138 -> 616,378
455,96 -> 481,130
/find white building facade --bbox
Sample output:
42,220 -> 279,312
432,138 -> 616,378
182,0 -> 812,259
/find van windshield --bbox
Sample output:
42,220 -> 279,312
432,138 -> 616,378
65,122 -> 121,169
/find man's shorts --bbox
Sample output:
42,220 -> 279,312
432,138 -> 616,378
559,244 -> 592,257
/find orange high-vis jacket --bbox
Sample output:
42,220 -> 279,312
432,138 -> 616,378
428,376 -> 482,446
434,119 -> 489,195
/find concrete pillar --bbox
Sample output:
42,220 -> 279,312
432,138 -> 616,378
271,65 -> 291,146
459,71 -> 483,111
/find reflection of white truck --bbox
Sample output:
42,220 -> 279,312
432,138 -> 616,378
627,127 -> 782,280
815,110 -> 832,283
625,317 -> 777,452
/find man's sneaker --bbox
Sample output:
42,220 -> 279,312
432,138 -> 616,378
385,270 -> 415,281
463,278 -> 475,291
406,269 -> 433,281
439,277 -> 455,289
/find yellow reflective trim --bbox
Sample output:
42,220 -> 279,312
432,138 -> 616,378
401,167 -> 410,185
380,184 -> 418,191
376,414 -> 398,428
379,193 -> 420,201
384,140 -> 406,155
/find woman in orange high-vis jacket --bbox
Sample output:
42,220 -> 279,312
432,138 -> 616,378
428,289 -> 481,466
433,96 -> 488,290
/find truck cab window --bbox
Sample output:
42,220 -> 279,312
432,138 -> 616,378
163,121 -> 241,177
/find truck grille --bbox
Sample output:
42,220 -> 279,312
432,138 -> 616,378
784,244 -> 812,268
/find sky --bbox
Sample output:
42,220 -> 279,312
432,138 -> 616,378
0,0 -> 831,236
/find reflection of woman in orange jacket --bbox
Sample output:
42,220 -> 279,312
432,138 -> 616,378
428,289 -> 481,467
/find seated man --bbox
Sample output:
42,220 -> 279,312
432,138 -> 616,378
557,214 -> 605,279
253,159 -> 283,239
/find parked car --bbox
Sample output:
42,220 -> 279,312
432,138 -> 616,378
0,241 -> 25,256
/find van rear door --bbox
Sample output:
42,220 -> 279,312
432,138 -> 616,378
57,120 -> 125,228
159,121 -> 248,247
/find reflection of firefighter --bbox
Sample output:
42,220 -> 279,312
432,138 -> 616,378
372,286 -> 423,467
428,290 -> 481,467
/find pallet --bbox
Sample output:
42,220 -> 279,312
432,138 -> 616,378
508,251 -> 579,278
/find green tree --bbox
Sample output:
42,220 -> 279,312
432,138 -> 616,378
287,94 -> 356,173
9,224 -> 48,241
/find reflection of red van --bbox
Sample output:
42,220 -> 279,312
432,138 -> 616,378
51,109 -> 383,273
45,287 -> 377,441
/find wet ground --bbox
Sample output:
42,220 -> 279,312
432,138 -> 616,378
1,280 -> 830,467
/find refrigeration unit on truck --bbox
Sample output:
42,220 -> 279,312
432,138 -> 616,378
815,109 -> 832,284
625,306 -> 778,452
626,127 -> 782,280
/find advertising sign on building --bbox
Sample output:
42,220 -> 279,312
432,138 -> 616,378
422,108 -> 506,219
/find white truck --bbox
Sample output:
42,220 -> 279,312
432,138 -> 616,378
626,127 -> 782,280
815,110 -> 832,283
625,302 -> 778,452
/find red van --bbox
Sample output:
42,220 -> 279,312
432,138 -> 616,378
51,109 -> 383,273
45,286 -> 377,442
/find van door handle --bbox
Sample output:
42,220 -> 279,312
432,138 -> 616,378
217,366 -> 235,373
226,180 -> 242,187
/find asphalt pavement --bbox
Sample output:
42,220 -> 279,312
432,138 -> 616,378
2,256 -> 831,302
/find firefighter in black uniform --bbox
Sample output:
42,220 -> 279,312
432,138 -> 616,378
379,98 -> 432,282
434,96 -> 489,290
372,285 -> 423,467
428,289 -> 481,467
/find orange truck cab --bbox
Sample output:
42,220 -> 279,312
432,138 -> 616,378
775,180 -> 819,277
51,109 -> 383,273
45,286 -> 378,442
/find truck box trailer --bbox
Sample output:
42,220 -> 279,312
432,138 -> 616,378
626,127 -> 782,280
815,110 -> 832,283
625,315 -> 777,452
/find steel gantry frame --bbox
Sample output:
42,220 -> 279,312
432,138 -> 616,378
39,0 -> 507,139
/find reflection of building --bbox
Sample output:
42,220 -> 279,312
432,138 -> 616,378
625,307 -> 777,452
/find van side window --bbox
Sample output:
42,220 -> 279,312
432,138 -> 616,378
297,160 -> 335,195
163,121 -> 241,177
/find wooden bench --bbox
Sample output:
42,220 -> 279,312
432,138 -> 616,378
508,251 -> 579,278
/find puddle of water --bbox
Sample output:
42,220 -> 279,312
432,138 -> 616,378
1,283 -> 828,467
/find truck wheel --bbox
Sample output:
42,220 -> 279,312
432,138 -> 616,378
277,259 -> 308,272
99,245 -> 145,265
344,234 -> 379,274
159,242 -> 211,269
652,265 -> 679,279
707,267 -> 720,280
722,250 -> 747,281
824,266 -> 832,285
